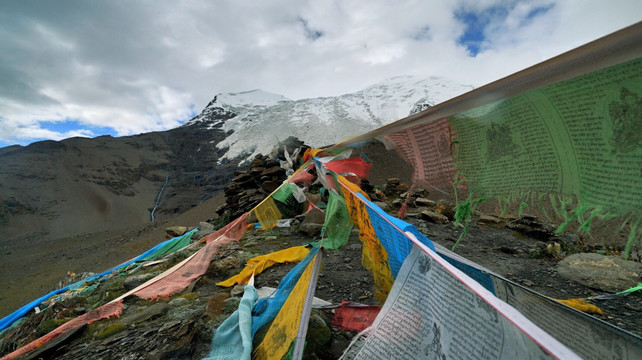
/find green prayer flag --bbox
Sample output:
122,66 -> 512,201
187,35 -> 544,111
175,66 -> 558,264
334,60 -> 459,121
322,190 -> 353,250
139,228 -> 197,262
273,183 -> 296,203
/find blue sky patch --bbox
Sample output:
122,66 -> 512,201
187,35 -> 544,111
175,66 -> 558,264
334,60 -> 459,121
455,5 -> 509,56
188,105 -> 197,119
0,119 -> 118,148
523,4 -> 554,26
39,118 -> 117,137
455,3 -> 553,56
0,139 -> 20,148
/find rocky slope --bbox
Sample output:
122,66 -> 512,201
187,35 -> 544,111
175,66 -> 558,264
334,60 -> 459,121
0,123 -> 234,246
0,74 -> 473,336
0,149 -> 639,359
1,75 -> 472,246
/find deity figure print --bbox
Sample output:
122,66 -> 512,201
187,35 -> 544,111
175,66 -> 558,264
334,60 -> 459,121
609,87 -> 642,153
424,322 -> 447,360
485,122 -> 520,162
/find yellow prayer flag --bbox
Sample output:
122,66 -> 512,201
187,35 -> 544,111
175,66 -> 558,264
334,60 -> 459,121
338,176 -> 394,301
303,148 -> 325,161
216,246 -> 310,287
254,250 -> 318,360
553,298 -> 604,315
254,197 -> 282,230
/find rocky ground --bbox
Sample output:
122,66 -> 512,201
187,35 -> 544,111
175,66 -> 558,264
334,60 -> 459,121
1,140 -> 641,359
1,186 -> 641,359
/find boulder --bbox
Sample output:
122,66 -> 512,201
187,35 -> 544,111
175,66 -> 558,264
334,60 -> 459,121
169,297 -> 189,308
198,221 -> 215,234
546,242 -> 562,256
478,215 -> 501,224
223,183 -> 238,195
230,284 -> 245,297
506,215 -> 555,240
414,197 -> 435,207
232,172 -> 251,183
261,181 -> 279,193
116,303 -> 169,326
557,253 -> 642,292
206,292 -> 231,318
208,255 -> 240,278
20,324 -> 87,360
410,187 -> 428,198
237,177 -> 257,189
300,223 -> 323,237
304,314 -> 332,357
301,207 -> 325,225
164,226 -> 188,238
251,155 -> 266,168
123,273 -> 156,291
395,183 -> 409,192
382,178 -> 409,196
260,166 -> 286,177
435,200 -> 456,221
370,188 -> 386,201
421,210 -> 449,224
373,201 -> 390,212
192,222 -> 216,241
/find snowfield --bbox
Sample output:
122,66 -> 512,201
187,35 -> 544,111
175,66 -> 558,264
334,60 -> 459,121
184,75 -> 474,164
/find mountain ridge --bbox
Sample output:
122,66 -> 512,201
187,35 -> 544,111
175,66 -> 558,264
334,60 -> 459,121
186,75 -> 474,163
1,75 -> 473,245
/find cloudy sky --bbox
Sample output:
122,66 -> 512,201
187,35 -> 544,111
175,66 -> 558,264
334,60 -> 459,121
1,0 -> 641,148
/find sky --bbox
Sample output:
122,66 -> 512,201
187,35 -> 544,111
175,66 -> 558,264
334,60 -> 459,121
1,0 -> 641,148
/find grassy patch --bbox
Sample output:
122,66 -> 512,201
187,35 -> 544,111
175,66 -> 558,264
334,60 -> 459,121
177,292 -> 199,301
36,318 -> 71,337
86,278 -> 127,310
95,323 -> 126,339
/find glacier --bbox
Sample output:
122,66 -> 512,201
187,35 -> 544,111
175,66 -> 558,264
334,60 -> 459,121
185,75 -> 474,164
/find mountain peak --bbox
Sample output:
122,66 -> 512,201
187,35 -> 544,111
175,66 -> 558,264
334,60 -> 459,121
212,76 -> 473,163
210,89 -> 291,108
186,76 -> 474,163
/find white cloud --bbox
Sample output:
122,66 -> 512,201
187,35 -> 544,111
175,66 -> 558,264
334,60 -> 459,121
0,0 -> 641,146
361,44 -> 406,65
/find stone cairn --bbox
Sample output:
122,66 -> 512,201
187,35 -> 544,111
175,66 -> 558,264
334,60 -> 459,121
217,155 -> 287,219
217,137 -> 310,220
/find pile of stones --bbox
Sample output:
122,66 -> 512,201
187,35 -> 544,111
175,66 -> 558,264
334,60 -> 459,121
216,137 -> 310,220
218,154 -> 287,219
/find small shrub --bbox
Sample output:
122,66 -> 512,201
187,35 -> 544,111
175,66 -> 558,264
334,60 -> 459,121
211,212 -> 230,231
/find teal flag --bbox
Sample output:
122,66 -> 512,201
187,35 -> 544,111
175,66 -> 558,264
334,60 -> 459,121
139,228 -> 197,262
205,284 -> 258,360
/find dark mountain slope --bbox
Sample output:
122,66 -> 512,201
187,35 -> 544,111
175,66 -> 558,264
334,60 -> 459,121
0,112 -> 238,246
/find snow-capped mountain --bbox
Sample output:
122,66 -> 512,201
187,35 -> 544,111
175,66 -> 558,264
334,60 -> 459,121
185,75 -> 474,164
